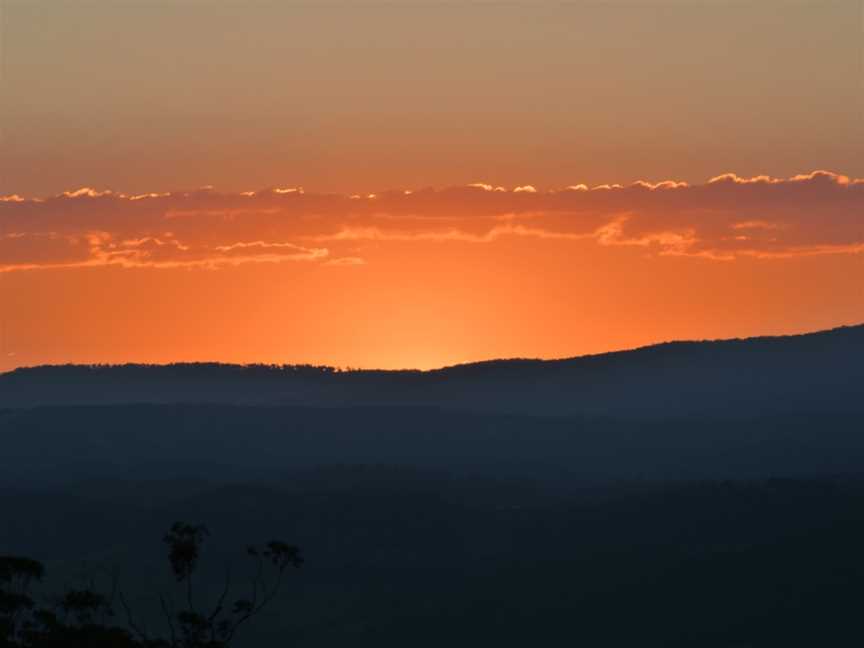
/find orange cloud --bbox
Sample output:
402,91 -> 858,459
0,229 -> 329,273
1,170 -> 862,272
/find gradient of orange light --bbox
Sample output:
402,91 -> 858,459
2,235 -> 862,371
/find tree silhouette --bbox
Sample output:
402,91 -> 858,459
0,522 -> 302,648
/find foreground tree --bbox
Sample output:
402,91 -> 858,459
0,522 -> 302,648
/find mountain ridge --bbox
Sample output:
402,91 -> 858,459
3,322 -> 862,376
1,323 -> 862,417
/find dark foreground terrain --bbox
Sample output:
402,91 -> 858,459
3,325 -> 864,646
3,470 -> 864,647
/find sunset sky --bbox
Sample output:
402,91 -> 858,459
1,0 -> 862,370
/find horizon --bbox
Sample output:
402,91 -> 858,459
2,319 -> 861,375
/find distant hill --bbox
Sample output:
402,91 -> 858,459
4,327 -> 864,646
1,324 -> 863,418
2,404 -> 863,488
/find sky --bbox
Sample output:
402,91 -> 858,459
0,0 -> 862,370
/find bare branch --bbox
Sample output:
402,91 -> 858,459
118,591 -> 150,644
159,593 -> 178,647
207,563 -> 232,642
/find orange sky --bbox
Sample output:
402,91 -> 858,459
0,2 -> 861,370
1,173 -> 862,370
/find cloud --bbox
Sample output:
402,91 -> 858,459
1,170 -> 862,271
313,223 -> 592,244
0,230 -> 329,273
325,256 -> 367,267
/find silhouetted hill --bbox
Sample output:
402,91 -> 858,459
4,326 -> 864,646
1,324 -> 862,418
